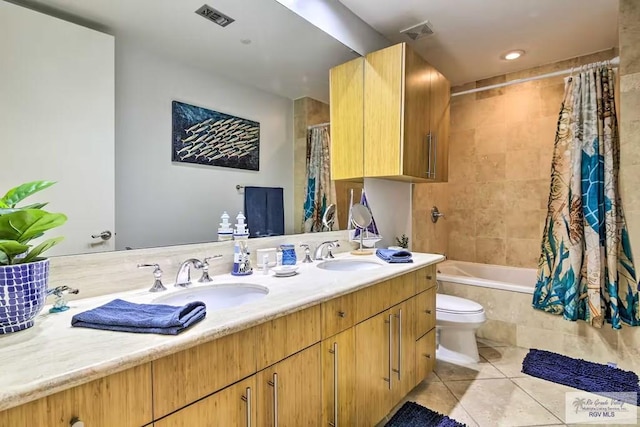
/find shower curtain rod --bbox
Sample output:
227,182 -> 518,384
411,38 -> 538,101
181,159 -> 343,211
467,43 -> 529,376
451,56 -> 620,97
307,122 -> 330,129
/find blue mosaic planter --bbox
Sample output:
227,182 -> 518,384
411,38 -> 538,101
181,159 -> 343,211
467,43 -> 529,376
0,258 -> 49,334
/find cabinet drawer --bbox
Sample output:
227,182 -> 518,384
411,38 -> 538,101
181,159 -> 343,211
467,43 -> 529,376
0,364 -> 152,427
416,265 -> 437,293
415,287 -> 436,339
415,329 -> 436,384
322,292 -> 355,338
354,279 -> 391,323
155,376 -> 256,427
256,304 -> 321,370
152,327 -> 256,419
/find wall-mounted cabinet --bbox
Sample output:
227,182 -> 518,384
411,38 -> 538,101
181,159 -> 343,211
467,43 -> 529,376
330,42 -> 450,183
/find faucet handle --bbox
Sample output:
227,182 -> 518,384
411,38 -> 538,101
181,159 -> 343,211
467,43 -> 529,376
199,255 -> 223,283
326,241 -> 340,259
300,244 -> 313,263
138,263 -> 167,293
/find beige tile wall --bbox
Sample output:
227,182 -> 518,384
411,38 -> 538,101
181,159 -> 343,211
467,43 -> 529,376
293,97 -> 330,233
413,49 -> 618,267
619,0 -> 640,269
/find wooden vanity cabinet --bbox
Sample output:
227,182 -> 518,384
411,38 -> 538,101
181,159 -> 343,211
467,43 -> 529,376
257,344 -> 322,427
321,328 -> 356,427
154,376 -> 256,427
0,364 -> 152,427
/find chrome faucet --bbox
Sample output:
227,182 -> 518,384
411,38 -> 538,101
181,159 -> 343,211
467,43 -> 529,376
314,240 -> 340,260
175,258 -> 203,288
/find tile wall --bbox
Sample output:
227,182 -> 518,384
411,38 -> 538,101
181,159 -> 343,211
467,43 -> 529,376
413,49 -> 618,268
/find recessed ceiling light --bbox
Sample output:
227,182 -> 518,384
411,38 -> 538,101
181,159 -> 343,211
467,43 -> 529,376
501,50 -> 525,61
240,39 -> 252,45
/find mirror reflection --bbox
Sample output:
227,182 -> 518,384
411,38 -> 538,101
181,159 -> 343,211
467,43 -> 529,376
1,0 -> 363,256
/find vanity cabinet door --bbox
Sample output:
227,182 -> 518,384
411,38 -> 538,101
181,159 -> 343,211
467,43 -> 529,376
0,364 -> 152,427
354,309 -> 395,426
391,298 -> 416,401
321,328 -> 356,427
154,376 -> 256,427
416,329 -> 436,383
416,264 -> 437,293
257,343 -> 322,427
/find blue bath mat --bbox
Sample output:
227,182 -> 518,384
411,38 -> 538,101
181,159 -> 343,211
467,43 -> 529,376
385,401 -> 468,427
522,349 -> 640,406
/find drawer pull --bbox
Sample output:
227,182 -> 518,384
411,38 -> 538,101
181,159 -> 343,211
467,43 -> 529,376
241,387 -> 252,427
70,418 -> 85,427
424,353 -> 431,359
267,373 -> 279,427
424,309 -> 432,315
426,275 -> 433,280
337,311 -> 346,318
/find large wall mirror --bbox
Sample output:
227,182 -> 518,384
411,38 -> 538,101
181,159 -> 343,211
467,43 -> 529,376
1,0 -> 368,256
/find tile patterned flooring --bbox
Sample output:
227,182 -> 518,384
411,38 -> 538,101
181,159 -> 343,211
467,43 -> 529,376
379,339 -> 639,427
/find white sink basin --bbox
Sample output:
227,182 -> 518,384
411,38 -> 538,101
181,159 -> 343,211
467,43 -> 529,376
316,259 -> 383,272
154,284 -> 269,310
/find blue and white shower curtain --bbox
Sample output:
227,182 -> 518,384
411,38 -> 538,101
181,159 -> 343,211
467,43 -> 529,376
533,64 -> 640,329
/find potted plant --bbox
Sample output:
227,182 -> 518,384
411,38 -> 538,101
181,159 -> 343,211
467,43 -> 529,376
0,181 -> 67,334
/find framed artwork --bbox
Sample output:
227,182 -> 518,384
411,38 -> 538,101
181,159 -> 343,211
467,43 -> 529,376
172,101 -> 260,171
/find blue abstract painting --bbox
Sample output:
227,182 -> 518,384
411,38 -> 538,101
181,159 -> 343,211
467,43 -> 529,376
172,101 -> 260,171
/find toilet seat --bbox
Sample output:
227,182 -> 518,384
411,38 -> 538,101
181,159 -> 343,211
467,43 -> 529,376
436,294 -> 486,324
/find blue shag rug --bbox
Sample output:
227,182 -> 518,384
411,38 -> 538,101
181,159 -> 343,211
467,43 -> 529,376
385,401 -> 468,427
522,348 -> 640,406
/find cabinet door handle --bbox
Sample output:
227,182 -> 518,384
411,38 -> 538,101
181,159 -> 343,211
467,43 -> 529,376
393,309 -> 402,381
241,387 -> 252,427
426,133 -> 433,178
329,342 -> 339,427
384,314 -> 393,390
432,134 -> 438,179
267,373 -> 279,427
337,311 -> 346,318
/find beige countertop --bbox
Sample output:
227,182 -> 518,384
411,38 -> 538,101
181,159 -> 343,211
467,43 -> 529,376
0,251 -> 444,412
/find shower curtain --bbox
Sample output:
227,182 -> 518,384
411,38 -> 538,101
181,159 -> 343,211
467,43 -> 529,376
302,125 -> 337,232
533,64 -> 640,329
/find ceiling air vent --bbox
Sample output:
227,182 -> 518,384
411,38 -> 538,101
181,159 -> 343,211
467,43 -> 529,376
400,20 -> 434,40
195,4 -> 235,27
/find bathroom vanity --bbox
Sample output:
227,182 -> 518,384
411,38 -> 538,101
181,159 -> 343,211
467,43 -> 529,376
0,253 -> 442,426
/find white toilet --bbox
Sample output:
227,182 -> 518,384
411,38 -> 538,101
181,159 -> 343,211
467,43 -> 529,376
435,294 -> 486,365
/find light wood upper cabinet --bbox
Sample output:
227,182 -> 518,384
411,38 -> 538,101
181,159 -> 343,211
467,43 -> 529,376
329,42 -> 450,182
257,344 -> 322,427
0,364 -> 152,427
429,68 -> 451,182
364,43 -> 432,180
330,56 -> 364,181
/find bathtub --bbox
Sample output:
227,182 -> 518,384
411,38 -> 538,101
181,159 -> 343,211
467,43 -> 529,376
436,260 -> 537,294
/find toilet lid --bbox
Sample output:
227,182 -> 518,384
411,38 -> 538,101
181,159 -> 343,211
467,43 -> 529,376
436,294 -> 484,314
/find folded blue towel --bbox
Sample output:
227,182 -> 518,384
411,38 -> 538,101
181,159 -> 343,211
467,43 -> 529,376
71,299 -> 206,335
376,248 -> 413,263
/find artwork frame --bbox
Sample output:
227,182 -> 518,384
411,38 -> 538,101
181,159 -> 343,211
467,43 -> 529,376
172,101 -> 260,171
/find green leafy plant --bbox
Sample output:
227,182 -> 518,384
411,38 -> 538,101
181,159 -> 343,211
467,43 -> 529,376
395,234 -> 409,249
0,181 -> 67,265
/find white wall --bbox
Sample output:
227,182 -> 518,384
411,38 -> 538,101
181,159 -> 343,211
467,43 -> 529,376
363,178 -> 412,249
115,41 -> 294,250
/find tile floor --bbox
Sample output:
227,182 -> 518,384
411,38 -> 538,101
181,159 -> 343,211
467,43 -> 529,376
379,338 -> 639,427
